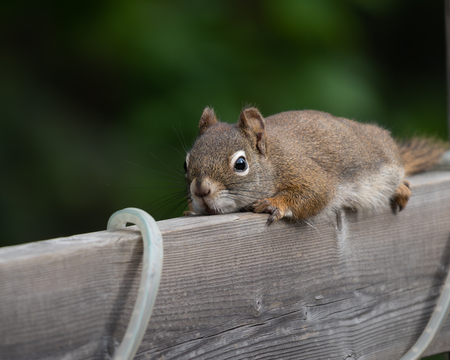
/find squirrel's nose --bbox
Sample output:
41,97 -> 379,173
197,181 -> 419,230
194,183 -> 211,198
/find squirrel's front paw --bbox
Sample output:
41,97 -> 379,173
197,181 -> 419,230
183,210 -> 196,216
253,198 -> 286,224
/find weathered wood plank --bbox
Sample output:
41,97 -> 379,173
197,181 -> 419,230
1,171 -> 450,360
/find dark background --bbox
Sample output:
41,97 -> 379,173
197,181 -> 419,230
1,0 -> 448,247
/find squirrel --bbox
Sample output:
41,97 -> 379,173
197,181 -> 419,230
184,107 -> 448,224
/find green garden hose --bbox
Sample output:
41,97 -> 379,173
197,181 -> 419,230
107,208 -> 163,360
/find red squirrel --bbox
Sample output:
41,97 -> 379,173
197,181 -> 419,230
184,107 -> 447,224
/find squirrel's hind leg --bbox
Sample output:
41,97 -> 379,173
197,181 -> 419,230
390,179 -> 411,211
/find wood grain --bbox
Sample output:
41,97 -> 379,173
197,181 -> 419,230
1,171 -> 450,360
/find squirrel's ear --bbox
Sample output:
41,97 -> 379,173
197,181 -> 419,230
199,107 -> 218,135
238,107 -> 267,156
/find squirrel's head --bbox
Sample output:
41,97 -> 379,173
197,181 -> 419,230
185,106 -> 271,215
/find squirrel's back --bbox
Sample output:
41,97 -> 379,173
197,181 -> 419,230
264,110 -> 402,181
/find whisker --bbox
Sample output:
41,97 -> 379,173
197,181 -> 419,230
144,189 -> 187,207
149,152 -> 184,177
162,197 -> 189,219
143,192 -> 188,217
125,160 -> 184,182
172,125 -> 189,154
161,141 -> 187,158
178,123 -> 190,153
125,185 -> 186,190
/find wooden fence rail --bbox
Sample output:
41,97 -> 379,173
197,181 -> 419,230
1,171 -> 450,360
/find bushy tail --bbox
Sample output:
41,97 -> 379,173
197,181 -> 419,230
398,137 -> 449,176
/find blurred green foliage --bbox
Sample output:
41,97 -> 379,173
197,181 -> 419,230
425,354 -> 449,360
0,0 -> 447,246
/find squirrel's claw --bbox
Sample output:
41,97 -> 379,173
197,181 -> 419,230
254,198 -> 285,224
183,210 -> 196,216
267,210 -> 283,224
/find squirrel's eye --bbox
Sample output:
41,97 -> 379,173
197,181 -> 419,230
234,157 -> 247,172
183,161 -> 187,173
230,151 -> 249,176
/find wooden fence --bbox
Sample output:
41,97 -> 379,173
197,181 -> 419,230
1,170 -> 450,359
